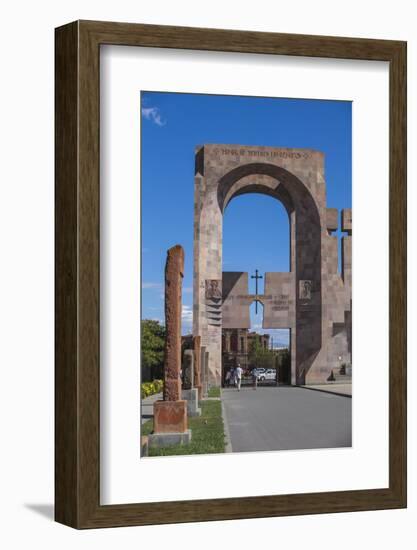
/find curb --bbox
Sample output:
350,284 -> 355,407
299,385 -> 352,399
220,388 -> 233,453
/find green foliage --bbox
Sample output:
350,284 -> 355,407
278,348 -> 290,369
141,379 -> 164,400
141,319 -> 165,379
248,338 -> 276,369
208,386 -> 221,398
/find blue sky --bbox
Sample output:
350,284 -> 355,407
141,92 -> 351,345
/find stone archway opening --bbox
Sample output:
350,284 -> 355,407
221,192 -> 291,387
222,192 -> 291,274
218,161 -> 322,387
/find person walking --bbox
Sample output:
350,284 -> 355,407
225,369 -> 231,387
252,369 -> 258,390
235,363 -> 243,391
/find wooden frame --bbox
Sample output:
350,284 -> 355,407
55,20 -> 407,529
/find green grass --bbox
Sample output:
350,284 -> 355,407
207,386 -> 221,398
142,400 -> 226,456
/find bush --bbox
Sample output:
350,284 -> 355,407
141,320 -> 165,381
141,379 -> 164,400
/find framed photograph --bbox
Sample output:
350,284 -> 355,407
55,20 -> 406,528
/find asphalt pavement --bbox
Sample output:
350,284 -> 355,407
222,386 -> 351,453
141,392 -> 162,424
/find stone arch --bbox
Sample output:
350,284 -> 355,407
193,144 -> 349,388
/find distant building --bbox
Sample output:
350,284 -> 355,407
184,330 -> 274,359
222,328 -> 270,371
183,329 -> 290,385
222,328 -> 290,379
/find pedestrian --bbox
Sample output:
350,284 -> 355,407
225,369 -> 231,387
252,369 -> 258,390
235,363 -> 243,391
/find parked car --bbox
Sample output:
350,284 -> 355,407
258,368 -> 277,381
251,367 -> 266,379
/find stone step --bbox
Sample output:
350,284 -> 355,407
332,373 -> 352,384
327,369 -> 352,384
333,372 -> 352,378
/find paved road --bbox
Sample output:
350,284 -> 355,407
222,386 -> 351,453
141,392 -> 162,424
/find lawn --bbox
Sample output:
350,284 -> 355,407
207,386 -> 221,398
142,399 -> 226,456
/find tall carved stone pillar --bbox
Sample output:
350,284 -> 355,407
163,245 -> 184,401
150,245 -> 191,447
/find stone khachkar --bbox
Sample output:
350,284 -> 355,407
182,350 -> 194,389
193,144 -> 352,386
193,335 -> 203,400
181,350 -> 201,417
199,345 -> 209,398
149,245 -> 191,447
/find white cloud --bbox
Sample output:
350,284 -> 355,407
142,282 -> 162,290
141,106 -> 166,127
182,305 -> 193,325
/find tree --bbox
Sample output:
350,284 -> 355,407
141,320 -> 165,381
278,348 -> 290,369
248,338 -> 276,370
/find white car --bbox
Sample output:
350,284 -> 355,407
251,368 -> 266,379
257,368 -> 277,381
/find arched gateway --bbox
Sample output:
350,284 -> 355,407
193,144 -> 352,387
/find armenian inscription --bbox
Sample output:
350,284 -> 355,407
273,294 -> 290,311
213,147 -> 311,160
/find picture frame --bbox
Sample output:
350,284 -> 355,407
55,20 -> 406,528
